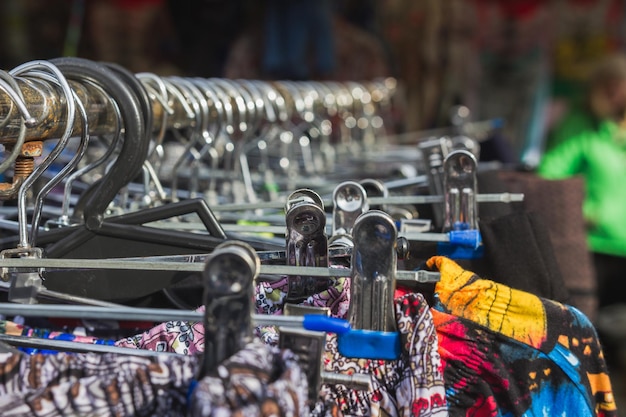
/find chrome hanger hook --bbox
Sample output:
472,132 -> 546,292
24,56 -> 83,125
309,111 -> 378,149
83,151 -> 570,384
8,60 -> 76,249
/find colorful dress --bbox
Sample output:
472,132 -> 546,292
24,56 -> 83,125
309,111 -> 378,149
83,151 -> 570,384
427,255 -> 617,417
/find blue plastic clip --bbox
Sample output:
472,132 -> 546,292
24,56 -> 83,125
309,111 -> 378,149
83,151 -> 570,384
448,229 -> 481,249
336,329 -> 401,361
301,315 -> 401,360
302,315 -> 351,334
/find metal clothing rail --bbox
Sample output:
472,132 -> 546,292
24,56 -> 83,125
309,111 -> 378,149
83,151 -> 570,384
0,75 -> 189,142
0,64 -> 396,142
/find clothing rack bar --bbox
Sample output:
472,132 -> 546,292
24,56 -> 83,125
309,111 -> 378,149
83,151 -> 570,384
0,77 -> 187,142
0,70 -> 395,143
0,302 -> 327,330
0,257 -> 440,283
0,333 -> 182,358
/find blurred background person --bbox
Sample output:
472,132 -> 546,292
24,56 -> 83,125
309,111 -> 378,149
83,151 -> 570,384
538,54 -> 626,370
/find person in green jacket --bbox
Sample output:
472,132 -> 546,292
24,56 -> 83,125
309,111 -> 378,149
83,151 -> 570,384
538,53 -> 626,311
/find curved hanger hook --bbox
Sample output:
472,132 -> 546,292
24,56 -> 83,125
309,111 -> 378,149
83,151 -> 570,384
190,77 -> 224,140
167,77 -> 210,200
163,78 -> 204,202
30,87 -> 90,245
203,79 -> 234,136
161,77 -> 196,119
59,79 -> 123,225
243,80 -> 275,124
49,57 -> 148,229
275,80 -> 306,121
136,72 -> 173,166
136,72 -> 174,115
237,79 -> 268,127
223,78 -> 258,134
188,77 -> 228,199
260,80 -> 290,124
210,78 -> 248,138
8,60 -> 77,249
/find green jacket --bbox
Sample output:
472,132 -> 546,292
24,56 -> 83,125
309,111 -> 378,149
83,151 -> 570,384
538,119 -> 626,257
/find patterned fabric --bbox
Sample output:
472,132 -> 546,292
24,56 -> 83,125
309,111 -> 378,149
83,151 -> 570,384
190,341 -> 309,417
254,274 -> 350,346
427,255 -> 618,417
117,274 -> 351,354
116,318 -> 204,355
313,293 -> 448,417
255,275 -> 351,318
0,350 -> 198,416
0,319 -> 116,354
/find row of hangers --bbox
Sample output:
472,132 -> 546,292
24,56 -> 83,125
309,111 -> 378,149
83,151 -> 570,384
0,57 -> 528,411
0,57 -> 520,308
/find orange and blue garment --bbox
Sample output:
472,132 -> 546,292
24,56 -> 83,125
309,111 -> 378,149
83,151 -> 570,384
427,256 -> 617,417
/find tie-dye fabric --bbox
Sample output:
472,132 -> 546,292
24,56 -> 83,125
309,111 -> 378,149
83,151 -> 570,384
427,256 -> 618,417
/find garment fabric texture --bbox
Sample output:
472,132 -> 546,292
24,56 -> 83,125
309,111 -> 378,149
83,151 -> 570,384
0,350 -> 198,416
427,255 -> 617,417
498,170 -> 598,320
0,319 -> 116,355
189,342 -> 310,417
313,293 -> 448,417
255,275 -> 449,416
116,317 -> 204,355
117,276 -> 448,416
0,341 -> 311,417
115,275 -> 351,354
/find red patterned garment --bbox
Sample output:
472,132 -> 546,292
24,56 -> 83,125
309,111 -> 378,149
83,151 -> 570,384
313,293 -> 448,417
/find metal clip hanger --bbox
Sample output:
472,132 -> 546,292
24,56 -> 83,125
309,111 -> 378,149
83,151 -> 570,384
436,149 -> 483,259
198,241 -> 258,377
284,189 -> 330,302
340,210 -> 401,360
332,181 -> 369,237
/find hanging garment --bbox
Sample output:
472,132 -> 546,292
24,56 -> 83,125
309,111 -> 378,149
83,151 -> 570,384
0,319 -> 116,355
116,274 -> 351,354
473,210 -> 570,303
116,289 -> 446,415
427,255 -> 617,417
189,342 -> 309,417
0,350 -> 198,416
497,170 -> 598,321
313,293 -> 448,417
255,275 -> 351,318
0,341 -> 310,417
116,317 -> 204,355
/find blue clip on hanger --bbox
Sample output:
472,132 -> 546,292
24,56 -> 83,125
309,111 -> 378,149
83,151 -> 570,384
339,210 -> 402,360
437,149 -> 483,260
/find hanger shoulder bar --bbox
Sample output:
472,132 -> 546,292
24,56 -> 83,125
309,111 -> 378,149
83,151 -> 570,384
0,257 -> 439,283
